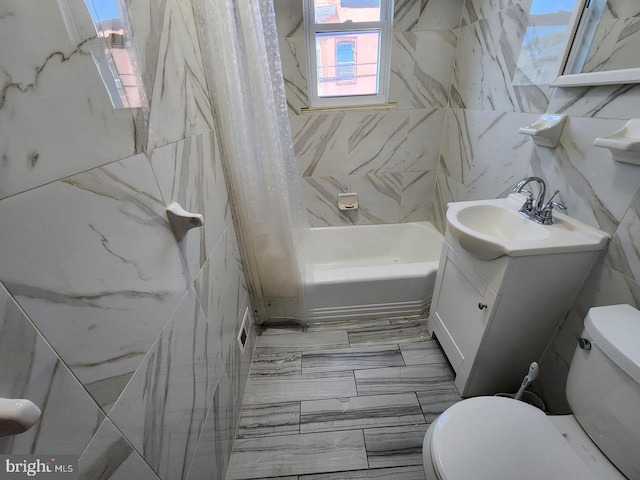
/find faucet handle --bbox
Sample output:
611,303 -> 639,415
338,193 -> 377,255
542,190 -> 566,212
548,200 -> 567,211
516,188 -> 535,212
539,191 -> 567,225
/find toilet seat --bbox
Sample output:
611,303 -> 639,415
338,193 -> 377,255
427,396 -> 599,480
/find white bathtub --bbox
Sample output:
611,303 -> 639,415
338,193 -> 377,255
305,221 -> 443,322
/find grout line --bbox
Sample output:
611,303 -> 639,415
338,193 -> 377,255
353,369 -> 360,397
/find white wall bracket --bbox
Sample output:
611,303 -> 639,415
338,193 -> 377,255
519,114 -> 567,148
0,398 -> 41,437
166,202 -> 204,241
593,119 -> 640,165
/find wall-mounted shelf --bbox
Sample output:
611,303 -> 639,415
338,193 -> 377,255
593,119 -> 640,166
519,114 -> 567,148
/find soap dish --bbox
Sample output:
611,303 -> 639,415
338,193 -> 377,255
519,114 -> 567,148
338,192 -> 358,211
593,119 -> 640,165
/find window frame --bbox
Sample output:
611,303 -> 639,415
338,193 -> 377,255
302,0 -> 394,108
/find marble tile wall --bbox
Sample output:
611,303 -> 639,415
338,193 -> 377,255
275,0 -> 465,226
0,1 -> 253,479
436,0 -> 640,412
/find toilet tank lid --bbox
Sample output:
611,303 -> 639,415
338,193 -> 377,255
585,304 -> 640,384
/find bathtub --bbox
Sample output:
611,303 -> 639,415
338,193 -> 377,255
305,221 -> 443,322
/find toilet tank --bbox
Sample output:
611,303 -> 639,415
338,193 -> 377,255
566,304 -> 640,480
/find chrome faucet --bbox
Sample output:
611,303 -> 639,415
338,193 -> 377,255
514,176 -> 546,213
513,176 -> 566,225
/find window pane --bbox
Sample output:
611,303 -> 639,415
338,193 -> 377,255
83,0 -> 144,108
512,0 -> 581,85
315,31 -> 379,97
314,0 -> 381,24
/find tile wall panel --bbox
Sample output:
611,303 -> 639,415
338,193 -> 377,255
0,1 -> 253,479
275,0 -> 464,226
437,0 -> 640,412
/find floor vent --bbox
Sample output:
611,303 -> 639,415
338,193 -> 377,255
237,307 -> 251,353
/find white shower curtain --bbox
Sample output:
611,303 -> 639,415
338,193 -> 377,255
194,0 -> 309,322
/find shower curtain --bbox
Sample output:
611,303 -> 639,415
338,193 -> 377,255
194,0 -> 309,322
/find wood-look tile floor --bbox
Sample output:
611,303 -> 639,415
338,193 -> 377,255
226,317 -> 462,480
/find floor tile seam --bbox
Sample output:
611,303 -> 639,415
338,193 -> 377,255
352,369 -> 357,398
353,366 -> 454,378
248,368 -> 306,378
299,390 -> 424,407
354,388 -> 429,398
299,416 -> 427,436
422,413 -> 434,425
298,367 -> 386,374
300,465 -> 425,478
299,343 -> 403,355
235,400 -> 302,413
413,385 -> 461,395
232,426 -> 366,443
399,359 -> 453,367
299,420 -> 421,436
245,370 -> 359,381
413,391 -> 422,417
347,339 -> 431,349
298,464 -> 425,477
362,424 -> 373,470
254,347 -> 319,353
361,423 -> 430,436
353,381 -> 456,396
300,363 -> 408,375
299,406 -> 427,425
350,362 -> 450,375
237,400 -> 304,413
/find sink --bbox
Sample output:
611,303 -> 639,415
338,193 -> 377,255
446,194 -> 609,260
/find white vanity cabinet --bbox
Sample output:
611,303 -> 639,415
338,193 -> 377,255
428,229 -> 602,397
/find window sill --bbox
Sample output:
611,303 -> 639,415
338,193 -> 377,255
300,102 -> 397,114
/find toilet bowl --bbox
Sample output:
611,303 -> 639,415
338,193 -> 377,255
422,304 -> 640,480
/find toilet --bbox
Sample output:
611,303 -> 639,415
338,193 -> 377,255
422,304 -> 640,480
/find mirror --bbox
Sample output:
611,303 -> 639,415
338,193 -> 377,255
552,0 -> 640,87
511,0 -> 582,87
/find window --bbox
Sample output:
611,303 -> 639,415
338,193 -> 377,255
57,0 -> 145,109
336,39 -> 356,84
85,0 -> 144,109
303,0 -> 393,108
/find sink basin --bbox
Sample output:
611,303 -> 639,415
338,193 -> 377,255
447,194 -> 609,260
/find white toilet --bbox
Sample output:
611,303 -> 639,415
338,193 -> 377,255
422,304 -> 640,480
